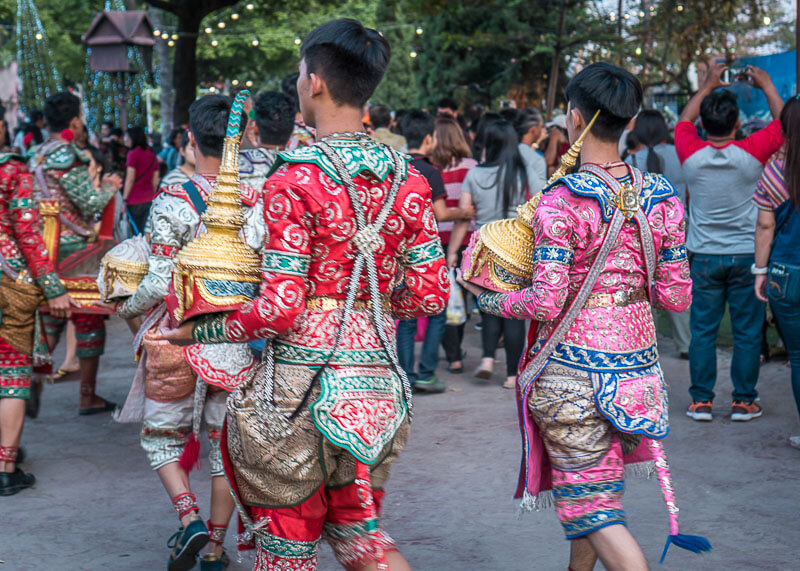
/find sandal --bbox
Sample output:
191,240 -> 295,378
53,368 -> 80,382
503,378 -> 517,390
78,397 -> 117,416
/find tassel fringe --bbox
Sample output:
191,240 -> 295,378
660,533 -> 712,564
517,489 -> 554,516
178,432 -> 201,472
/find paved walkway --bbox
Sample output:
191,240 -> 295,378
2,316 -> 798,570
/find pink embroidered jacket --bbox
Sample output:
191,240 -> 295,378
479,171 -> 691,369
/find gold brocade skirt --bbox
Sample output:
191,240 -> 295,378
0,274 -> 43,356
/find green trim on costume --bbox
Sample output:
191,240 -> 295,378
9,197 -> 34,210
35,272 -> 67,299
261,249 -> 311,277
274,341 -> 390,366
268,138 -> 409,183
192,312 -> 231,344
256,531 -> 320,560
403,238 -> 444,267
0,386 -> 30,399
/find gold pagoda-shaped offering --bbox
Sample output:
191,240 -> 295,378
461,110 -> 600,292
166,90 -> 261,324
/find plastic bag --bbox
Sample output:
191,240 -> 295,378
446,268 -> 467,326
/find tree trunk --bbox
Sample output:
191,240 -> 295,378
545,0 -> 568,119
148,7 -> 174,132
172,16 -> 200,126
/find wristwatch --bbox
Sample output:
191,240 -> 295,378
750,263 -> 768,275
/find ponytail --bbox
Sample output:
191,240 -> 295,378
646,144 -> 664,174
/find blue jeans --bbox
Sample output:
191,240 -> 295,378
768,261 -> 800,420
397,312 -> 446,383
688,254 -> 764,403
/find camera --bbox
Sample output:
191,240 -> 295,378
722,66 -> 749,84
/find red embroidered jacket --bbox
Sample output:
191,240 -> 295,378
193,139 -> 449,345
0,156 -> 65,299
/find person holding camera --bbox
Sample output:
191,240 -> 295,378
675,62 -> 784,423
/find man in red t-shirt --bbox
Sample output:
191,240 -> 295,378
674,62 -> 784,423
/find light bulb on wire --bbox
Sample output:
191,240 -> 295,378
205,27 -> 212,34
171,33 -> 178,40
35,32 -> 43,40
409,50 -> 417,58
232,79 -> 239,86
252,38 -> 259,46
231,13 -> 239,20
211,38 -> 219,47
246,3 -> 254,9
153,29 -> 160,37
168,40 -> 175,47
245,80 -> 253,87
294,37 -> 301,45
763,16 -> 771,25
218,21 -> 226,28
416,26 -> 423,35
161,32 -> 168,40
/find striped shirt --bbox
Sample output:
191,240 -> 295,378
439,157 -> 477,246
752,155 -> 788,211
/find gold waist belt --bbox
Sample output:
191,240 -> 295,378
305,295 -> 392,313
582,289 -> 648,309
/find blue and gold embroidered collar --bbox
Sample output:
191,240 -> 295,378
544,171 -> 676,221
269,137 -> 409,184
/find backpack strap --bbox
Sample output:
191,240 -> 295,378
181,179 -> 207,216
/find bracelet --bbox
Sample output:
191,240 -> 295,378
750,264 -> 768,275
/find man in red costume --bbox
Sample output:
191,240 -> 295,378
0,154 -> 76,494
31,92 -> 119,414
165,18 -> 449,570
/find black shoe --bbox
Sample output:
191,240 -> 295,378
0,468 -> 36,496
168,518 -> 209,571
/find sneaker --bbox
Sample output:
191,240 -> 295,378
414,376 -> 446,393
168,517 -> 209,571
789,436 -> 800,450
686,401 -> 713,421
731,401 -> 763,421
0,468 -> 35,496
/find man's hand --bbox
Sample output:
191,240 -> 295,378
754,274 -> 768,303
459,203 -> 476,220
102,172 -> 123,191
93,300 -> 119,312
455,269 -> 489,299
160,320 -> 196,346
47,293 -> 80,319
447,251 -> 459,269
701,61 -> 730,93
746,66 -> 773,91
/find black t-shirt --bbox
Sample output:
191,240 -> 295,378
410,153 -> 446,202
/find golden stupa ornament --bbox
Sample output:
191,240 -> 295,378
462,110 -> 600,292
167,90 -> 261,324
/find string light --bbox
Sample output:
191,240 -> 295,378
245,80 -> 253,87
167,39 -> 174,47
209,86 -> 217,93
763,16 -> 771,25
624,13 -> 630,19
609,12 -> 616,21
205,26 -> 212,34
416,26 -> 423,35
638,10 -> 644,17
294,36 -> 301,45
217,21 -> 225,28
171,33 -> 178,40
246,3 -> 254,9
161,32 -> 168,40
232,79 -> 239,86
211,38 -> 219,47
409,50 -> 417,58
153,29 -> 160,36
635,46 -> 642,55
34,32 -> 42,40
251,38 -> 259,46
17,0 -> 61,111
231,13 -> 239,20
677,4 -> 684,11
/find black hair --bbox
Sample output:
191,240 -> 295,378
369,104 -> 392,129
564,62 -> 642,143
0,120 -> 9,148
189,94 -> 239,159
127,125 -> 149,150
400,109 -> 435,150
180,129 -> 190,149
480,119 -> 528,217
471,112 -> 501,161
631,109 -> 669,173
281,72 -> 300,114
254,91 -> 295,146
30,109 -> 43,123
101,120 -> 114,130
111,127 -> 123,138
438,97 -> 458,112
699,89 -> 739,138
499,108 -> 519,125
89,147 -> 109,177
300,18 -> 390,108
779,95 -> 800,208
167,127 -> 184,147
22,122 -> 43,146
514,108 -> 543,141
43,91 -> 81,132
